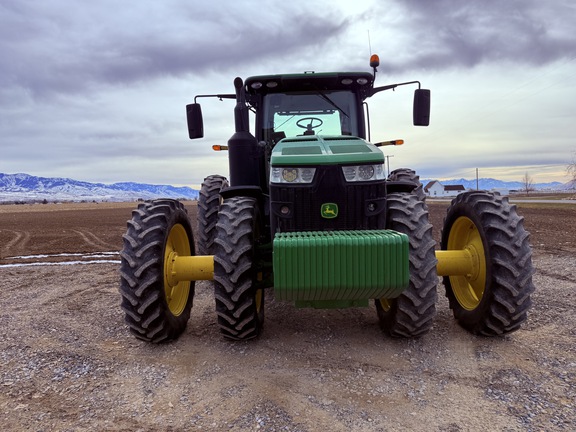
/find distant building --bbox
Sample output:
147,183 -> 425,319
424,181 -> 466,197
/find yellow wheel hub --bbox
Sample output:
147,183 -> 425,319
378,298 -> 392,312
447,216 -> 487,310
163,224 -> 192,316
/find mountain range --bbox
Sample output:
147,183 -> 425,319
0,172 -> 573,204
0,173 -> 199,203
420,177 -> 569,191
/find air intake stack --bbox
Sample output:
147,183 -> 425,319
227,77 -> 261,187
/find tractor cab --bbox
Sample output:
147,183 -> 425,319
244,72 -> 373,144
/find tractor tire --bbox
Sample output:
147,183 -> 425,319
197,175 -> 228,255
441,191 -> 535,335
119,199 -> 195,343
388,168 -> 426,201
213,196 -> 265,340
375,193 -> 438,337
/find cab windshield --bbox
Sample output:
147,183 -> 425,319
261,90 -> 359,143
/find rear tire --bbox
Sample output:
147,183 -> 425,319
375,193 -> 438,337
197,175 -> 228,255
213,196 -> 264,340
441,191 -> 535,335
388,168 -> 426,201
119,199 -> 195,343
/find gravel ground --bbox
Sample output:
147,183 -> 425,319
0,201 -> 574,431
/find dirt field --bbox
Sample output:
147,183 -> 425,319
0,199 -> 574,431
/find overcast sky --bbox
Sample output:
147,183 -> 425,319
1,0 -> 575,187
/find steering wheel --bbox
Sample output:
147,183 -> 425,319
296,117 -> 324,131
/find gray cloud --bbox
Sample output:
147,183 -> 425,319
0,1 -> 351,100
376,0 -> 576,71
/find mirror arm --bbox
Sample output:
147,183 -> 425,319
194,93 -> 236,103
369,80 -> 421,97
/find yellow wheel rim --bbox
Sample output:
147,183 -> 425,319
447,216 -> 487,310
164,224 -> 192,316
378,298 -> 392,312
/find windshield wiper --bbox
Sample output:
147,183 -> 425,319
314,92 -> 349,118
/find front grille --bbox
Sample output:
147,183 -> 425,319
270,165 -> 386,233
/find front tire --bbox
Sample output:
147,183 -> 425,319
441,191 -> 535,335
119,199 -> 195,343
213,196 -> 264,340
375,193 -> 438,337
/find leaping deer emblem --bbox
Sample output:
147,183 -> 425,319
321,203 -> 338,219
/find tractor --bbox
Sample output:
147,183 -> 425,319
119,55 -> 535,343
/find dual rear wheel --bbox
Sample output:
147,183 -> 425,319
119,194 -> 264,343
376,188 -> 535,337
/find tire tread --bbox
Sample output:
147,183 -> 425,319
213,196 -> 263,340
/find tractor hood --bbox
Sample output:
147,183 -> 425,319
270,136 -> 384,166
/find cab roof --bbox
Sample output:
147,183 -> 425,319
244,72 -> 375,100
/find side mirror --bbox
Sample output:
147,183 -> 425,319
413,89 -> 431,126
186,103 -> 204,139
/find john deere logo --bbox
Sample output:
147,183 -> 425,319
321,203 -> 338,219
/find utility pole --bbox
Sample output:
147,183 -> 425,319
385,155 -> 394,177
476,168 -> 479,190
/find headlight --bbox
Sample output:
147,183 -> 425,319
271,167 -> 316,184
341,164 -> 385,182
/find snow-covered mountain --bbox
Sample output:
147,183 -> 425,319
1,172 -> 572,204
420,177 -> 567,191
0,173 -> 199,203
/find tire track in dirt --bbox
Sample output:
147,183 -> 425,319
72,229 -> 117,250
1,230 -> 31,257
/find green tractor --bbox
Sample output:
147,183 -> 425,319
119,56 -> 535,342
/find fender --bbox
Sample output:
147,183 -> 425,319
220,185 -> 265,214
385,180 -> 418,194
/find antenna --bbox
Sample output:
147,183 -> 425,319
367,30 -> 372,56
